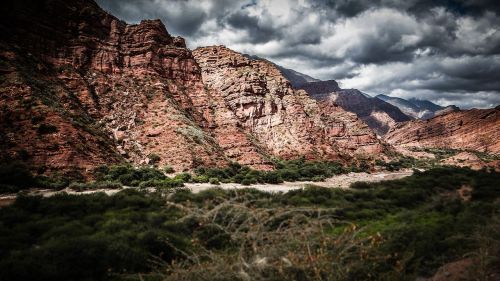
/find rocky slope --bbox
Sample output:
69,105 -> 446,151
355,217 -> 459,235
0,0 -> 385,176
385,107 -> 500,154
193,46 -> 383,162
377,94 -> 459,119
296,81 -> 411,135
0,0 -> 229,174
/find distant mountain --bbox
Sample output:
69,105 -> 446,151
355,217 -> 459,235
275,66 -> 320,87
299,86 -> 412,135
295,80 -> 341,97
376,95 -> 459,119
243,54 -> 320,88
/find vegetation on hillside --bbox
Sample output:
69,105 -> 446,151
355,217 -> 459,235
0,167 -> 498,280
0,158 -> 352,193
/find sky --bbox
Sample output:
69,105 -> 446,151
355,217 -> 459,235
96,0 -> 500,109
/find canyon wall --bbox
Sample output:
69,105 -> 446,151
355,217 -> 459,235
385,107 -> 500,154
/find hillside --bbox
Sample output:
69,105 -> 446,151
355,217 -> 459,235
385,107 -> 500,154
295,81 -> 412,135
377,94 -> 459,119
0,0 -> 384,177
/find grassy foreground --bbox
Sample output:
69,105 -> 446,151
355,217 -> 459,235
0,167 -> 498,280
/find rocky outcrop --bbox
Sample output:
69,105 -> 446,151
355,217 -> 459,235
297,83 -> 412,135
193,46 -> 383,161
0,0 -> 386,175
385,107 -> 500,154
0,0 -> 228,173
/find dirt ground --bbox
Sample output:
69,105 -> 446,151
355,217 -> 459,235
0,170 -> 414,207
185,170 -> 414,193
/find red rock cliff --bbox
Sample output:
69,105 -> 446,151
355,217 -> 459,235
0,0 -> 385,176
193,46 -> 383,161
1,0 -> 227,174
384,107 -> 500,154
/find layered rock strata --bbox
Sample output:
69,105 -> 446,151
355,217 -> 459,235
0,0 -> 385,176
193,46 -> 383,160
384,107 -> 500,154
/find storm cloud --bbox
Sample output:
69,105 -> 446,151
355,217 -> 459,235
96,0 -> 500,108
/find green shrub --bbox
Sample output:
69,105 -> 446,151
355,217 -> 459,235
0,167 -> 498,280
93,181 -> 122,189
209,177 -> 220,185
148,153 -> 161,165
163,165 -> 175,173
174,173 -> 192,183
241,178 -> 254,186
350,181 -> 373,189
68,182 -> 88,192
0,161 -> 35,193
192,175 -> 209,183
262,171 -> 283,184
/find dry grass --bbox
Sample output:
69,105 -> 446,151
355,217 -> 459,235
154,190 -> 389,281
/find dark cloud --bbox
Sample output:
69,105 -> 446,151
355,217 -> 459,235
96,0 -> 500,108
97,0 -> 207,35
226,11 -> 280,43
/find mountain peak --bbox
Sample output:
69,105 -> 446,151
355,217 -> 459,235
377,95 -> 459,119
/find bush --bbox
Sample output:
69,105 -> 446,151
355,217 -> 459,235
163,165 -> 175,173
0,168 -> 498,280
192,175 -> 209,183
93,181 -> 122,189
139,178 -> 184,189
68,182 -> 88,192
148,153 -> 161,165
174,173 -> 192,183
262,171 -> 283,184
0,161 -> 35,193
209,177 -> 220,185
241,178 -> 254,186
350,181 -> 373,189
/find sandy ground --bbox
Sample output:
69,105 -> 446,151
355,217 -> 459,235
185,170 -> 413,193
0,170 -> 414,207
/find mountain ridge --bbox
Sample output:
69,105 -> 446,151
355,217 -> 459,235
0,0 -> 384,176
377,94 -> 460,119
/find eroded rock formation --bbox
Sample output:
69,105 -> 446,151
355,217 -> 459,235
385,107 -> 500,154
0,0 -> 385,176
193,46 -> 383,160
296,82 -> 412,135
1,0 -> 227,173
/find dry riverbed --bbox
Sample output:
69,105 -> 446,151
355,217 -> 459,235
185,170 -> 413,193
0,170 -> 414,207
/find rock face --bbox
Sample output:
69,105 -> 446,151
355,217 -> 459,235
385,107 -> 500,154
0,0 -> 228,174
441,152 -> 486,171
297,82 -> 412,135
193,46 -> 383,161
376,94 -> 459,120
0,0 -> 384,175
